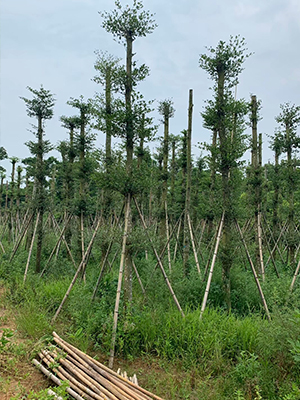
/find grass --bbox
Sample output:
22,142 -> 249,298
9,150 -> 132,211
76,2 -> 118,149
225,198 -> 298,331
2,249 -> 300,399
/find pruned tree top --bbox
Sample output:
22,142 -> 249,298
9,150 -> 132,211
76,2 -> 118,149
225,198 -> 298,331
20,85 -> 55,120
275,103 -> 300,132
199,35 -> 252,88
60,115 -> 82,130
100,0 -> 157,43
158,99 -> 175,121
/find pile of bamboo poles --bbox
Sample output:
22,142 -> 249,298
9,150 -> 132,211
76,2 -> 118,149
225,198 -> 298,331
33,332 -> 164,400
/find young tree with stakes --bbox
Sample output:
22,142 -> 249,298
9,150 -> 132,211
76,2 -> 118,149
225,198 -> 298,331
199,36 -> 250,311
100,0 -> 157,368
20,86 -> 55,274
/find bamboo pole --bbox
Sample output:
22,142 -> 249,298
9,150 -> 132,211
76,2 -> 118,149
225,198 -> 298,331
40,351 -> 103,400
49,352 -> 121,400
134,197 -> 185,318
92,203 -> 125,302
173,218 -> 181,262
32,359 -> 86,400
144,211 -> 183,292
109,194 -> 131,369
53,332 -> 162,400
257,211 -> 265,281
80,211 -> 86,283
132,259 -> 146,297
165,201 -> 172,273
51,213 -> 77,270
9,212 -> 33,261
260,217 -> 280,278
200,212 -> 224,319
187,213 -> 201,275
235,220 -> 271,321
51,219 -> 101,323
23,212 -> 40,283
290,257 -> 300,292
40,214 -> 73,277
265,220 -> 288,267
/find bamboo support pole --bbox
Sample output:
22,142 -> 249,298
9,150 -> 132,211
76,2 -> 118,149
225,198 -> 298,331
235,220 -> 271,321
9,212 -> 33,261
132,259 -> 146,297
144,212 -> 183,292
51,213 -> 77,270
290,256 -> 300,292
23,212 -> 40,283
265,220 -> 288,267
51,219 -> 101,323
200,212 -> 224,319
109,194 -> 131,369
260,218 -> 280,278
40,214 -> 73,277
196,219 -> 206,262
91,203 -> 125,302
134,197 -> 185,318
165,202 -> 172,273
187,213 -> 201,275
257,212 -> 265,281
80,212 -> 87,283
0,240 -> 5,254
173,218 -> 181,262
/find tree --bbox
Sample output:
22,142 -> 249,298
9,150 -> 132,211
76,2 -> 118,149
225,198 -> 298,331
274,103 -> 300,265
20,86 -> 55,273
66,97 -> 94,265
100,0 -> 156,368
157,99 -> 175,248
93,51 -> 123,172
199,36 -> 250,311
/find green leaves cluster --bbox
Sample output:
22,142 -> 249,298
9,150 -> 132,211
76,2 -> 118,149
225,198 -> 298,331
100,0 -> 157,43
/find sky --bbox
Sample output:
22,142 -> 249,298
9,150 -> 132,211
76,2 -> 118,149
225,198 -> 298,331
1,0 -> 300,177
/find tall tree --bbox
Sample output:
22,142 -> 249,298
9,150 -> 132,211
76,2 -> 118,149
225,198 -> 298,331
67,97 -> 94,265
20,86 -> 55,273
101,0 -> 156,306
199,36 -> 250,310
93,51 -> 122,172
101,0 -> 156,369
275,103 -> 300,266
157,99 -> 175,248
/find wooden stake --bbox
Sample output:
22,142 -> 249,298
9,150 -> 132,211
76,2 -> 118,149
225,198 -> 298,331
200,212 -> 224,319
235,220 -> 271,321
109,194 -> 131,369
51,218 -> 101,323
23,212 -> 39,283
187,213 -> 201,275
134,197 -> 185,318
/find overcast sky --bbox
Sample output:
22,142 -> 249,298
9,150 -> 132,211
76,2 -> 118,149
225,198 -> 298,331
1,0 -> 300,176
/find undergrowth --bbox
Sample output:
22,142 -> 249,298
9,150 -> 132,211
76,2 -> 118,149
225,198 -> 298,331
1,249 -> 300,399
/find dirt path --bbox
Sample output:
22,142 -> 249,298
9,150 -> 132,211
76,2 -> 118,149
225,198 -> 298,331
0,285 -> 49,399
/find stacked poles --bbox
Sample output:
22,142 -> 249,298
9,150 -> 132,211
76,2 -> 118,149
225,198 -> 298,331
34,332 -> 165,400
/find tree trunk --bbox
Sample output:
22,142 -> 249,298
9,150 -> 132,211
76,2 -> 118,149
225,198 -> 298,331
183,89 -> 193,275
35,115 -> 44,273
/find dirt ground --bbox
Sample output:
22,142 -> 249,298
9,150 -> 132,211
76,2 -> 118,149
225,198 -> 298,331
0,285 -> 50,399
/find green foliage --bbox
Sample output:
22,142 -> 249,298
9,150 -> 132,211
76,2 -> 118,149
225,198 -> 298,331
100,0 -> 157,43
20,86 -> 55,120
0,328 -> 14,351
199,35 -> 252,89
10,381 -> 69,400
